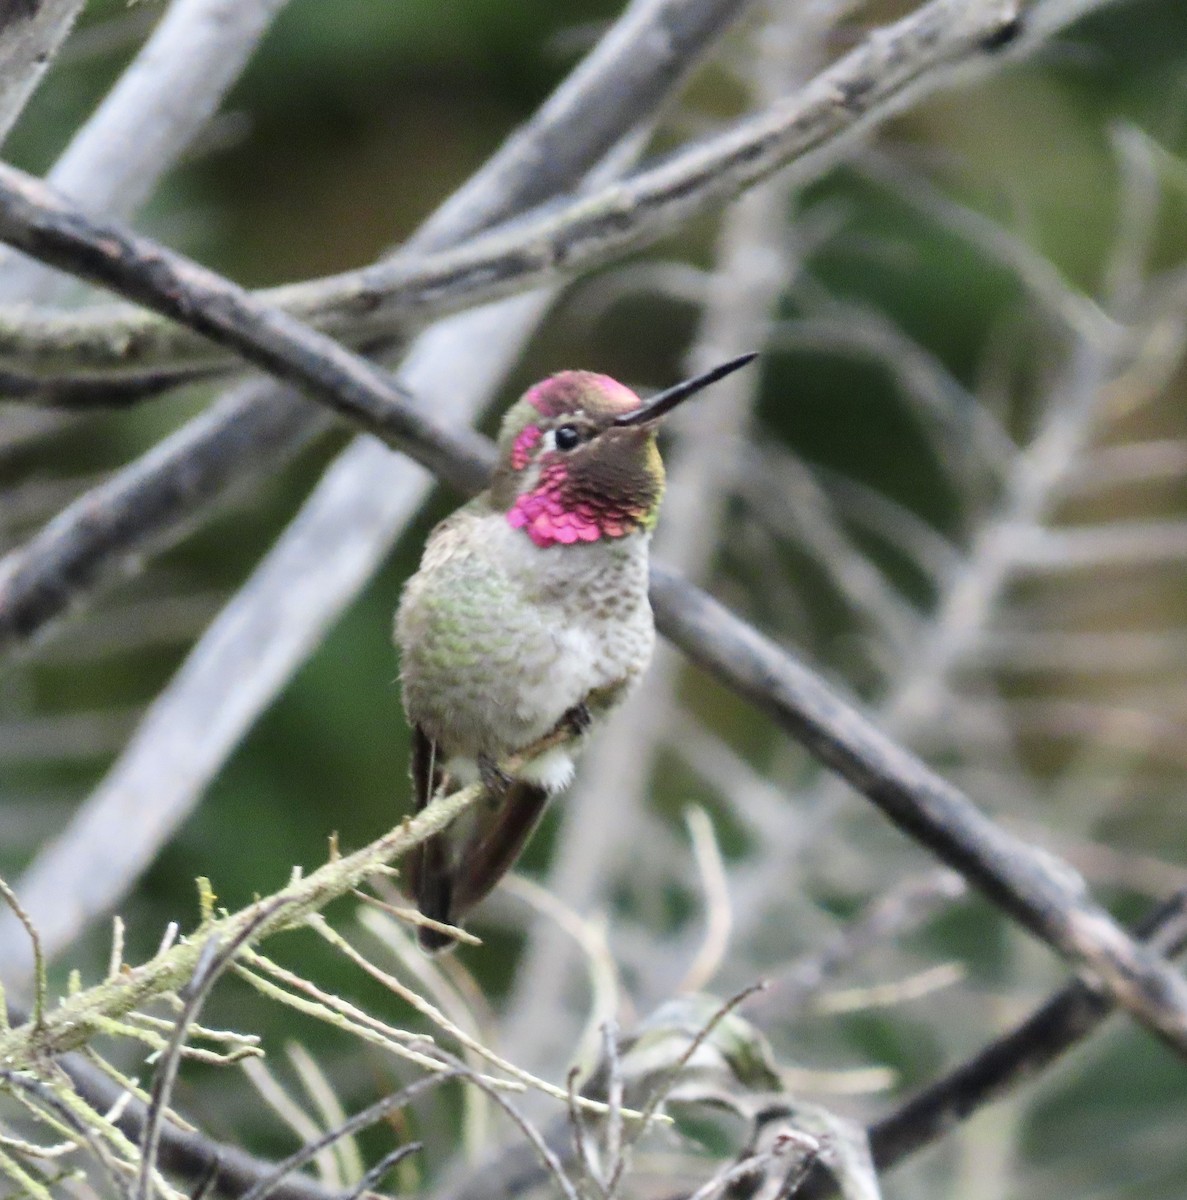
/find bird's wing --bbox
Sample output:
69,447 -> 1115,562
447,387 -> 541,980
408,724 -> 458,952
451,780 -> 551,914
409,721 -> 439,816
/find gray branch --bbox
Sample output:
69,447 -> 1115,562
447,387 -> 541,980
0,0 -> 1033,385
0,0 -> 87,145
795,886 -> 1187,1197
0,0 -> 296,302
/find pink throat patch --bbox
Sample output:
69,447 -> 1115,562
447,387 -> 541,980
507,463 -> 628,547
511,424 -> 542,470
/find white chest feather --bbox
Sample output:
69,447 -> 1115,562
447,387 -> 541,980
492,516 -> 655,699
397,507 -> 655,762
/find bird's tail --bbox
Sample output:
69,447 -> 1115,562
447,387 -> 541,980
412,779 -> 551,953
411,835 -> 458,953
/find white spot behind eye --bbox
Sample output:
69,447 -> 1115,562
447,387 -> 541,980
541,429 -> 557,453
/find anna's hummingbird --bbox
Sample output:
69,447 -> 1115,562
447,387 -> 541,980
395,352 -> 756,951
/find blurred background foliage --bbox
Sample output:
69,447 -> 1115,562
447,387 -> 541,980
5,1 -> 1187,1197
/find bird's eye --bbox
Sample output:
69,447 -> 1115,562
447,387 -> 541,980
554,424 -> 581,451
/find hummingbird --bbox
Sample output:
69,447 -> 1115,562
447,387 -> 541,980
395,352 -> 757,951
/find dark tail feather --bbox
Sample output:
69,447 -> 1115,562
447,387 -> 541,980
452,780 -> 551,914
407,727 -> 552,951
418,925 -> 457,954
413,834 -> 458,953
408,725 -> 458,952
413,780 -> 551,952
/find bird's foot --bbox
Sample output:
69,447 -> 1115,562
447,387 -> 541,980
478,754 -> 514,802
558,702 -> 592,739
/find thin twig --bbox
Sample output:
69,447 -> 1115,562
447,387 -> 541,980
240,1057 -> 339,1186
0,877 -> 44,1027
107,915 -> 126,982
0,1140 -> 61,1200
427,1050 -> 581,1200
676,807 -> 734,994
136,901 -> 282,1200
288,1037 -> 363,1185
602,1020 -> 625,1197
354,903 -> 493,1155
39,1032 -> 343,1200
499,875 -> 621,1073
236,1075 -> 456,1200
749,870 -> 966,1022
306,913 -> 629,1119
565,1066 -> 597,1199
187,1155 -> 223,1200
352,891 -> 482,948
335,1142 -> 422,1200
1,1069 -> 128,1200
687,1132 -> 818,1200
794,886 -> 1187,1198
0,0 -> 294,302
605,983 -> 769,1199
0,0 -> 87,143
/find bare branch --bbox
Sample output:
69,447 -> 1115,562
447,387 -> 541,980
0,161 -> 495,494
856,148 -> 1116,342
1,1067 -> 133,1200
336,1142 -> 422,1200
0,379 -> 327,653
651,568 -> 1187,1057
0,877 -> 45,1028
0,0 -> 87,144
0,0 -> 1030,386
1009,521 -> 1187,571
428,1050 -> 581,1200
0,0 -> 295,302
5,1037 -> 349,1200
135,902 -> 280,1200
410,0 -> 756,249
687,1131 -> 819,1200
796,886 -> 1187,1197
1070,439 -> 1187,492
739,443 -> 920,657
676,807 -> 734,994
748,870 -> 967,1022
235,1076 -> 453,1200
